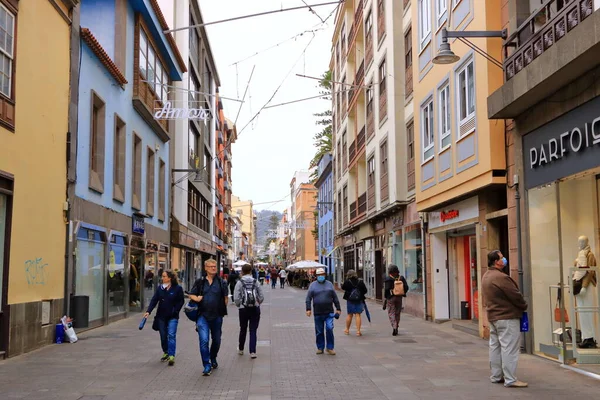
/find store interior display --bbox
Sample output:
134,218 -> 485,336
572,235 -> 598,349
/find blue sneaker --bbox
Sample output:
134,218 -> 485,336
202,365 -> 212,376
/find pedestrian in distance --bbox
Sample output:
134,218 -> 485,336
341,269 -> 368,336
188,258 -> 229,377
144,270 -> 184,366
383,265 -> 408,336
482,250 -> 528,388
270,267 -> 278,289
279,267 -> 287,288
305,268 -> 341,355
227,268 -> 239,302
258,267 -> 266,285
265,271 -> 270,286
234,264 -> 264,359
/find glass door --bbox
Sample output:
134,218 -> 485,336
129,251 -> 143,312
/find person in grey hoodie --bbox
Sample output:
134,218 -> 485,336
306,268 -> 341,355
234,264 -> 264,359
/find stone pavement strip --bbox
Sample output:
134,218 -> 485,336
1,286 -> 598,400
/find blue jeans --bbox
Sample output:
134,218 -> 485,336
314,313 -> 335,350
157,318 -> 178,357
197,316 -> 223,366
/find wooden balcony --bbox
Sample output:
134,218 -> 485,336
357,126 -> 366,151
377,11 -> 386,43
379,91 -> 388,121
343,206 -> 348,226
365,33 -> 373,67
405,65 -> 413,99
355,59 -> 365,85
407,158 -> 415,191
349,201 -> 357,221
367,111 -> 375,141
367,185 -> 375,211
348,0 -> 364,48
357,192 -> 367,215
348,140 -> 356,164
504,0 -> 595,81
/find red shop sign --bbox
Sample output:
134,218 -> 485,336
440,210 -> 459,222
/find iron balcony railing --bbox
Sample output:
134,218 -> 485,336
503,0 -> 595,81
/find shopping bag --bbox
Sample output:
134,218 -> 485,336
139,316 -> 147,330
520,311 -> 529,332
64,327 -> 78,343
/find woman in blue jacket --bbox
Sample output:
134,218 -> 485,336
144,270 -> 184,366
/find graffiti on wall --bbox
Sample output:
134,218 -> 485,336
24,257 -> 48,285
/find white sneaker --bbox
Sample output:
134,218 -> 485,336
250,353 -> 257,359
238,350 -> 244,355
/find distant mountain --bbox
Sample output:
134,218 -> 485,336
255,210 -> 282,248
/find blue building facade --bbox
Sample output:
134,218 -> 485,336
69,0 -> 185,327
315,153 -> 335,281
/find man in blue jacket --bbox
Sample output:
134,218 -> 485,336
306,268 -> 341,355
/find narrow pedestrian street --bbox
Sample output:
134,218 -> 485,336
0,286 -> 598,400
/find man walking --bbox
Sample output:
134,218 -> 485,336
270,267 -> 278,289
234,264 -> 264,359
306,268 -> 341,355
482,250 -> 528,388
279,267 -> 287,289
189,258 -> 229,377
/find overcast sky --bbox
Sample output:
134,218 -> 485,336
200,1 -> 336,213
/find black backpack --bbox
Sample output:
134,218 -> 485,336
241,279 -> 258,307
348,281 -> 362,302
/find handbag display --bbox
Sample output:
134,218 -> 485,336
554,290 -> 569,323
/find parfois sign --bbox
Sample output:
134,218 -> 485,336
154,101 -> 211,121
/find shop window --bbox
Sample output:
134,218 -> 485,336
404,223 -> 423,292
528,175 -> 600,358
132,133 -> 142,210
76,227 -> 106,323
146,148 -> 155,217
113,114 -> 126,203
108,235 -> 127,316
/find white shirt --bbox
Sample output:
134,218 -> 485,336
279,270 -> 287,278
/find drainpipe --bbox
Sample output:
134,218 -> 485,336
514,178 -> 527,353
422,218 -> 429,321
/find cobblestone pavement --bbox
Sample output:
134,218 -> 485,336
1,286 -> 599,400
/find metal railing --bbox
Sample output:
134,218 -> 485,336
503,0 -> 595,81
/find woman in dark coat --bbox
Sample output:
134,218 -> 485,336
144,270 -> 184,365
341,269 -> 368,336
383,265 -> 408,336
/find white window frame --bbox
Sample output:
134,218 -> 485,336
437,0 -> 447,20
438,83 -> 451,151
418,0 -> 432,50
0,4 -> 14,99
421,99 -> 434,163
456,58 -> 475,135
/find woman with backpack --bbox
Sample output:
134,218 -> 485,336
234,264 -> 264,359
341,270 -> 368,336
383,265 -> 409,336
144,270 -> 185,366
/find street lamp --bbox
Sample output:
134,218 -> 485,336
433,28 -> 507,67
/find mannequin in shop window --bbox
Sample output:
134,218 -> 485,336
573,235 -> 598,349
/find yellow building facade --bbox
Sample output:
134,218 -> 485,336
231,195 -> 255,260
413,0 -> 507,337
0,0 -> 75,357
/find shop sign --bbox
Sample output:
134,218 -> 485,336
428,196 -> 478,230
524,95 -> 600,189
154,101 -> 211,121
132,215 -> 145,235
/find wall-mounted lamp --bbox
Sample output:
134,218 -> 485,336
433,28 -> 507,67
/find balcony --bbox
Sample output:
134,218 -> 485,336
366,111 -> 375,141
348,140 -> 356,164
348,0 -> 364,48
365,33 -> 373,67
489,1 -> 600,119
218,130 -> 224,144
357,192 -> 367,216
357,126 -> 365,151
349,201 -> 357,221
367,184 -> 375,211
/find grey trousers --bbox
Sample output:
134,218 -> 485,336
489,319 -> 521,386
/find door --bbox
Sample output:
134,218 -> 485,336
143,252 -> 158,309
432,232 -> 450,320
469,236 -> 478,320
375,250 -> 383,300
0,191 -> 11,355
129,251 -> 143,312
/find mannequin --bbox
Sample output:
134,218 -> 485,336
573,235 -> 598,349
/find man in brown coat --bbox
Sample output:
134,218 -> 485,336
482,250 -> 528,388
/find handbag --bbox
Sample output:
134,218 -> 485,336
520,311 -> 529,332
554,290 -> 569,323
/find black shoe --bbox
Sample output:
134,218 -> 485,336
392,329 -> 398,336
211,359 -> 218,369
579,338 -> 598,349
